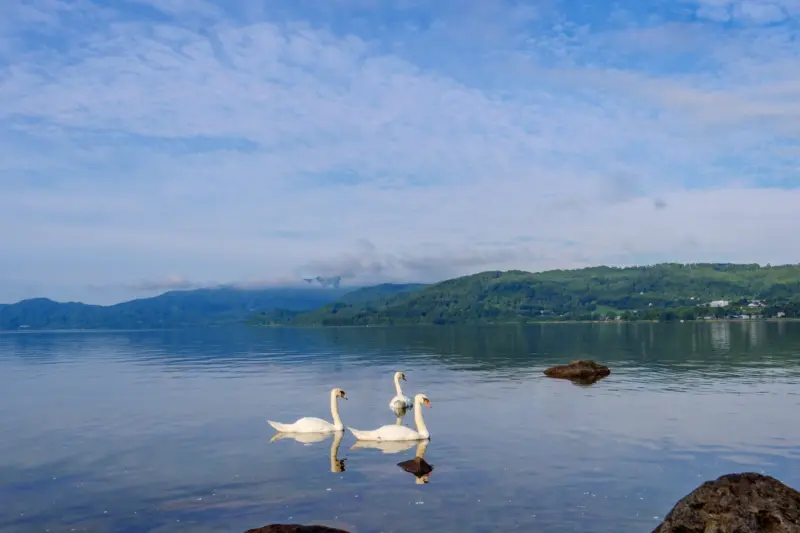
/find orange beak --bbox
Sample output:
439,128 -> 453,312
423,398 -> 431,408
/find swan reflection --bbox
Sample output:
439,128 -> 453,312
350,439 -> 434,484
268,430 -> 346,473
349,439 -> 417,454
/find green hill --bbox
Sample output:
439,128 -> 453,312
250,263 -> 800,326
248,283 -> 427,326
333,283 -> 428,304
0,286 -> 350,330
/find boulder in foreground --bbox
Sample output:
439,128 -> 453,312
543,359 -> 611,383
653,472 -> 800,533
244,525 -> 350,533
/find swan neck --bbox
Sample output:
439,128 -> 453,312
394,374 -> 403,396
413,396 -> 429,438
330,390 -> 343,429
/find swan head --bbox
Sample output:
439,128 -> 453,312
395,371 -> 407,381
415,393 -> 431,408
332,388 -> 348,400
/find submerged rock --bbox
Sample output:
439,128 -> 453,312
653,472 -> 800,533
398,456 -> 434,478
543,359 -> 611,382
244,525 -> 350,533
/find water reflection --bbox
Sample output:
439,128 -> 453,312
350,439 -> 417,454
268,430 -> 346,473
349,439 -> 434,484
1,324 -> 800,533
6,321 -> 800,380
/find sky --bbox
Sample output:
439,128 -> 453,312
1,0 -> 799,304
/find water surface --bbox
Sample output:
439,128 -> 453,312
1,322 -> 799,532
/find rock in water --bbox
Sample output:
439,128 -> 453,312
398,456 -> 434,478
543,359 -> 611,382
244,525 -> 350,533
653,472 -> 800,533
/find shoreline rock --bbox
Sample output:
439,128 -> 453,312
244,525 -> 350,533
653,472 -> 800,532
543,359 -> 611,383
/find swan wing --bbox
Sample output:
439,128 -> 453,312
389,395 -> 414,409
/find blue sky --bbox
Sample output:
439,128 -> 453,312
1,0 -> 799,304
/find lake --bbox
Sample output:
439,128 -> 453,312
1,322 -> 799,533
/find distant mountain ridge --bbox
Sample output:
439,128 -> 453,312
0,286 -> 352,330
8,262 -> 800,330
249,263 -> 800,326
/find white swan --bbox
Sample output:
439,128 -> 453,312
267,387 -> 347,433
349,393 -> 431,441
389,371 -> 413,411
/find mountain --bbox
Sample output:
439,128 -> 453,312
334,283 -> 428,304
250,263 -> 800,326
8,263 -> 800,330
247,282 -> 428,326
0,286 -> 351,330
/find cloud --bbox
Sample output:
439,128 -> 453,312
296,239 -> 555,285
693,0 -> 793,23
0,0 -> 799,303
122,276 -> 205,292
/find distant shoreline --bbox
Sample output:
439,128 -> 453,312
2,317 -> 799,333
248,317 -> 800,329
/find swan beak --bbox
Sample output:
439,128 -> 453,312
340,391 -> 347,400
402,375 -> 407,381
423,398 -> 431,408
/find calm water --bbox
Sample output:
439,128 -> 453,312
1,322 -> 799,533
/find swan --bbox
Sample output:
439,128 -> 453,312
267,387 -> 347,433
349,393 -> 431,441
389,371 -> 413,411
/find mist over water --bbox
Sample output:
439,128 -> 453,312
1,322 -> 799,532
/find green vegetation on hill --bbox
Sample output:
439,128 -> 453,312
0,287 -> 350,330
334,283 -> 428,304
249,263 -> 800,326
247,283 -> 427,326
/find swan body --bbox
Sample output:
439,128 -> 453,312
350,393 -> 431,441
389,371 -> 413,410
267,387 -> 347,433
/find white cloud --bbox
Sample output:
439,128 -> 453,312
693,0 -> 793,23
0,0 -> 799,303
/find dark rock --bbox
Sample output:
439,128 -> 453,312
244,525 -> 350,533
398,456 -> 434,478
653,472 -> 800,533
543,359 -> 611,382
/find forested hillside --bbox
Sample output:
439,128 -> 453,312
249,263 -> 800,326
0,287 -> 349,330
